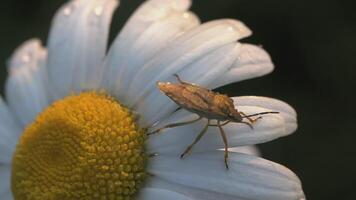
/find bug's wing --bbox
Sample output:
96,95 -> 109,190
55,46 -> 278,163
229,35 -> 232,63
158,82 -> 228,118
181,86 -> 228,117
180,86 -> 211,110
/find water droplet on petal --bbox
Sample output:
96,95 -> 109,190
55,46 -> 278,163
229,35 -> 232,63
21,54 -> 31,63
63,7 -> 72,16
227,26 -> 236,32
63,1 -> 78,16
182,12 -> 190,19
94,6 -> 103,16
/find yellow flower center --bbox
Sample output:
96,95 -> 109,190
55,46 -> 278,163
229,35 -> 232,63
11,92 -> 147,200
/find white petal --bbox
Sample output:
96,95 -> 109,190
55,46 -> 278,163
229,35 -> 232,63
0,165 -> 11,196
211,43 -> 274,88
0,127 -> 17,164
228,145 -> 261,156
47,0 -> 118,98
118,11 -> 199,93
0,94 -> 22,134
232,96 -> 297,134
127,19 -> 251,108
5,39 -> 49,126
102,0 -> 195,100
148,152 -> 305,200
138,188 -> 193,200
0,97 -> 22,164
135,43 -> 241,126
148,105 -> 288,155
0,192 -> 12,200
104,12 -> 199,100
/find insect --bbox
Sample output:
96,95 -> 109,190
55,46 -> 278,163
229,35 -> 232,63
149,74 -> 279,169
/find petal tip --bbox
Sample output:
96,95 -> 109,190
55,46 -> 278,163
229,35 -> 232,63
225,19 -> 252,39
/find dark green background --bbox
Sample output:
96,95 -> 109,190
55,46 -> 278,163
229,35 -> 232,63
1,0 -> 355,199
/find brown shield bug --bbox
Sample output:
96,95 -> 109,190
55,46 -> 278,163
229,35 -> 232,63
149,74 -> 279,169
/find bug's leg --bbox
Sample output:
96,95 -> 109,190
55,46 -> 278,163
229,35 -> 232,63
220,120 -> 231,126
239,121 -> 254,130
147,172 -> 155,177
239,111 -> 262,123
148,152 -> 159,158
180,120 -> 210,159
148,116 -> 202,135
209,120 -> 231,127
217,121 -> 229,169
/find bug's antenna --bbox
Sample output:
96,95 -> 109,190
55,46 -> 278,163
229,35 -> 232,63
173,74 -> 184,84
241,111 -> 279,118
173,74 -> 196,85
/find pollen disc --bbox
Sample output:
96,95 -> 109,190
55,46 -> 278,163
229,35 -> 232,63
11,92 -> 147,200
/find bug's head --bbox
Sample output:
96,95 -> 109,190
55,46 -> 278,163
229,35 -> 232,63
227,110 -> 243,122
214,94 -> 243,122
157,81 -> 178,95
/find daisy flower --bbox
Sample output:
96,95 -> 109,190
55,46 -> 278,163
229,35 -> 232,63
0,0 -> 305,199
